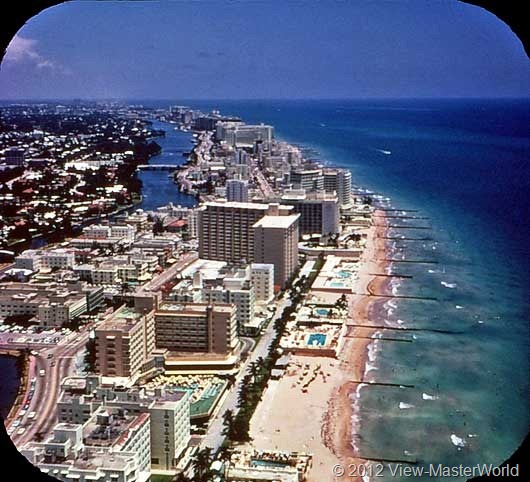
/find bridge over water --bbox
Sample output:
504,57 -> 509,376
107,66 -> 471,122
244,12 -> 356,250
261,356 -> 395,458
136,164 -> 179,172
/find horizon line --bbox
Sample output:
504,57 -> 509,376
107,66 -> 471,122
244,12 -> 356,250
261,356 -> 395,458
2,95 -> 530,103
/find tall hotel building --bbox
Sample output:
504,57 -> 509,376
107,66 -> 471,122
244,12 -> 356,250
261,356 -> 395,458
291,167 -> 324,192
198,201 -> 292,264
280,190 -> 340,236
226,178 -> 250,203
253,213 -> 300,289
323,168 -> 352,207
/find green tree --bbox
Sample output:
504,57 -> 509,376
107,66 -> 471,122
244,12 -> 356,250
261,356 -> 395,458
222,409 -> 235,440
152,217 -> 164,235
193,447 -> 214,482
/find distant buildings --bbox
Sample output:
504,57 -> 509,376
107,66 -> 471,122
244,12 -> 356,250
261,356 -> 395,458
4,147 -> 25,166
74,252 -> 157,285
15,248 -> 76,272
70,224 -> 136,249
216,122 -> 274,148
280,190 -> 340,236
226,178 -> 249,203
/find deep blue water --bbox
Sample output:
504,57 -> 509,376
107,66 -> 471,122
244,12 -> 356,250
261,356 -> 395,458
158,99 -> 529,477
137,119 -> 196,211
3,98 -> 528,477
0,355 -> 20,418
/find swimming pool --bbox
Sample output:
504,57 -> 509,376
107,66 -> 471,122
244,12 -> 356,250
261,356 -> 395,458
330,281 -> 345,287
251,459 -> 289,469
307,333 -> 327,346
315,308 -> 330,316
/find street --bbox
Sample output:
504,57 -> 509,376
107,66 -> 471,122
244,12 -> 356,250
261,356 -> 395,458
6,328 -> 89,447
200,294 -> 291,452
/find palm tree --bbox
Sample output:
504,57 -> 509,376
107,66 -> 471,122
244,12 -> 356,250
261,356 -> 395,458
222,409 -> 235,439
248,361 -> 259,380
173,472 -> 190,482
193,447 -> 214,482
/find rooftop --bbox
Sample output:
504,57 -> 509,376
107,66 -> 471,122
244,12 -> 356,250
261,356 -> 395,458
253,214 -> 300,229
158,302 -> 234,315
96,306 -> 147,333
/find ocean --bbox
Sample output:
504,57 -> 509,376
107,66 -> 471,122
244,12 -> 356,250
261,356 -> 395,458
2,98 -> 529,477
157,98 -> 529,477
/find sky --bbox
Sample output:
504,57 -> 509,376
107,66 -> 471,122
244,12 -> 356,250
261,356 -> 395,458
0,0 -> 529,100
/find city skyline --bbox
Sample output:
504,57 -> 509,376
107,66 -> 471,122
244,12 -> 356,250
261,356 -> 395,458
0,2 -> 529,480
1,0 -> 530,100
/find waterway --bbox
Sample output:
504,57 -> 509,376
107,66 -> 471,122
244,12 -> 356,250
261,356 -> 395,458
137,119 -> 197,211
0,355 -> 20,419
0,119 -> 195,419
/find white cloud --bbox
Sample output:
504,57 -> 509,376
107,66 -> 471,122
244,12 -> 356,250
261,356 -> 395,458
3,34 -> 71,74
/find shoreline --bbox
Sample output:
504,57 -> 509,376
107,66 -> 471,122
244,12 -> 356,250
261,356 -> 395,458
248,208 -> 390,482
323,209 -> 390,479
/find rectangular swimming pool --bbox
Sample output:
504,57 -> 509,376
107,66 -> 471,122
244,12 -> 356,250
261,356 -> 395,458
307,333 -> 327,346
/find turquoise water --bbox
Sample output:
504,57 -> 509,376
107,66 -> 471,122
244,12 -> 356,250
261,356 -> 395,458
140,99 -> 529,478
307,333 -> 327,346
315,308 -> 330,316
330,281 -> 346,287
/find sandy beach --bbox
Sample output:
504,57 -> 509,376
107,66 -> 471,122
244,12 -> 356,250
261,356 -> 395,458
324,210 -> 390,480
249,209 -> 390,481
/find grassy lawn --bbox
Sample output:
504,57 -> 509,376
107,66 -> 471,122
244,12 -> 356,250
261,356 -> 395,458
149,475 -> 174,482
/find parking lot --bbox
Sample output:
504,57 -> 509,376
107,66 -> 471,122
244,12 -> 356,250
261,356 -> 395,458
0,323 -> 72,346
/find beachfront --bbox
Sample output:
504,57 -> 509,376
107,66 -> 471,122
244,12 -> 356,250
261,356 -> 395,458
249,212 -> 390,481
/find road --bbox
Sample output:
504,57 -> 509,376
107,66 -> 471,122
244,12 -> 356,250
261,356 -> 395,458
141,251 -> 198,292
253,166 -> 275,199
6,328 -> 89,447
4,250 -> 198,446
200,294 -> 291,452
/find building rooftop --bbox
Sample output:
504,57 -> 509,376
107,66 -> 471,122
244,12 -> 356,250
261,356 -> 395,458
83,407 -> 149,449
96,306 -> 146,333
253,214 -> 300,229
158,302 -> 234,315
203,200 -> 270,210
